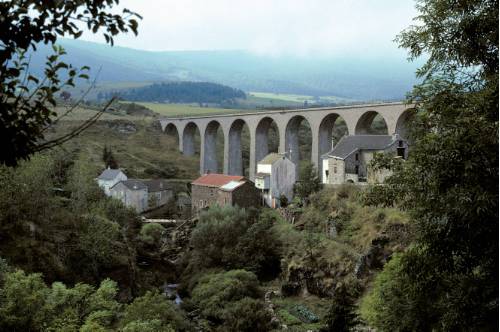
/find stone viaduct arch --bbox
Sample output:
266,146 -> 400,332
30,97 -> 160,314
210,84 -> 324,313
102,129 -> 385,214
159,102 -> 413,180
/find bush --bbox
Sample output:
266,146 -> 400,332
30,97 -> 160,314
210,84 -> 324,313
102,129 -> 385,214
139,223 -> 165,246
222,297 -> 273,332
122,291 -> 191,331
187,206 -> 282,279
191,270 -> 261,321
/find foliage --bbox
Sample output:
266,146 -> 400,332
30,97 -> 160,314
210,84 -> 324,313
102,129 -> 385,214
321,285 -> 357,332
294,161 -> 322,205
191,269 -> 270,330
103,81 -> 246,104
221,297 -> 273,332
121,291 -> 190,331
186,206 -> 282,279
0,266 -> 122,332
0,0 -> 140,166
0,152 -> 140,287
103,145 -> 119,169
138,223 -> 165,246
368,152 -> 403,172
362,0 -> 498,330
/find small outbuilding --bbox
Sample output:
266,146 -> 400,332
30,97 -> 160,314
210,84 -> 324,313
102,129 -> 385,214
255,153 -> 296,208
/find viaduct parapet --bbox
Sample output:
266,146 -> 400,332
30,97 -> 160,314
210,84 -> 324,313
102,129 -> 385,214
159,102 -> 413,180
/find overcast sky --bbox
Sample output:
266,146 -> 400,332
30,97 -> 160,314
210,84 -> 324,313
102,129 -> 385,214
80,0 -> 418,57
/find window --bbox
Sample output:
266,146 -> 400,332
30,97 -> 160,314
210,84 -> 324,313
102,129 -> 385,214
398,140 -> 403,147
325,170 -> 329,179
355,153 -> 359,161
334,166 -> 337,174
397,147 -> 405,158
355,165 -> 359,174
199,200 -> 203,207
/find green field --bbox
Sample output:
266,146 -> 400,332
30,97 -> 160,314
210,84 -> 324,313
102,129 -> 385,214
248,92 -> 355,105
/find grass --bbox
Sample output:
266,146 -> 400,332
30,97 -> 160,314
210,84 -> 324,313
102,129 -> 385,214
48,117 -> 201,180
133,102 -> 243,117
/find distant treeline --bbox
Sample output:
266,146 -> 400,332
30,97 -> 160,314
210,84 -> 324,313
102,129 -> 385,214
99,81 -> 246,104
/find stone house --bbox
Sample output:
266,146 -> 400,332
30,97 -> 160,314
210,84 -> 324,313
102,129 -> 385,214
96,168 -> 127,196
321,134 -> 408,185
110,179 -> 148,213
191,174 -> 260,213
143,179 -> 174,209
254,153 -> 296,208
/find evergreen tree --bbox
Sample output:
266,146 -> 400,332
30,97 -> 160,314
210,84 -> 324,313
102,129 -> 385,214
321,284 -> 357,332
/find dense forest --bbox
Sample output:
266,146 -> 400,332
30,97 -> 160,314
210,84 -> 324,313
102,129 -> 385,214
99,82 -> 246,104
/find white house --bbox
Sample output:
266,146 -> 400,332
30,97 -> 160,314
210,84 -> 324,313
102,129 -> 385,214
321,134 -> 408,185
96,168 -> 127,196
255,153 -> 296,208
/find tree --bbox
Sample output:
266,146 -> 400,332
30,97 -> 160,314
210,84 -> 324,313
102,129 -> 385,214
186,206 -> 282,279
0,1 -> 141,166
294,161 -> 322,205
363,0 -> 498,329
102,145 -> 119,169
121,291 -> 190,331
191,269 -> 267,328
321,284 -> 358,332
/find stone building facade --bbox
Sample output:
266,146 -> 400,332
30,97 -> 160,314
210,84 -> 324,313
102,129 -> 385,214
110,179 -> 148,212
322,134 -> 408,185
191,174 -> 260,213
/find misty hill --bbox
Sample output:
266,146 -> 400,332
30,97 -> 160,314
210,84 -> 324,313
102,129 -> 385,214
28,38 -> 423,101
101,81 -> 246,104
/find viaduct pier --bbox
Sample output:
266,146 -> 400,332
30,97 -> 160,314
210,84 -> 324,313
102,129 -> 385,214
159,102 -> 413,180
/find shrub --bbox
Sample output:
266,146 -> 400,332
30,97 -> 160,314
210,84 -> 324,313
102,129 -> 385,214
122,291 -> 190,331
139,223 -> 165,246
222,297 -> 273,332
191,270 -> 261,321
188,206 -> 282,279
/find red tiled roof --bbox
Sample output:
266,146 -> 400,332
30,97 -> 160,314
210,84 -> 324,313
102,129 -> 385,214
192,174 -> 245,187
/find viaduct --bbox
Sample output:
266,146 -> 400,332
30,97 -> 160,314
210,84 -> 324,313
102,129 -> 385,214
159,102 -> 413,180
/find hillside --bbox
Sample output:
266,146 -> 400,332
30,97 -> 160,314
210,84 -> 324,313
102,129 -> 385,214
27,38 -> 423,101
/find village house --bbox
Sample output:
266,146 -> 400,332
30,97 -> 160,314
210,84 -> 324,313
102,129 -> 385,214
321,134 -> 408,185
109,179 -> 148,213
191,174 -> 260,213
254,153 -> 296,208
96,167 -> 127,196
143,179 -> 174,209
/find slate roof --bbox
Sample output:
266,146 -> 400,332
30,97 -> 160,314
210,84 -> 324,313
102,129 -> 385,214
192,174 -> 245,188
97,168 -> 124,180
114,179 -> 147,191
324,135 -> 396,159
258,153 -> 286,165
143,179 -> 172,192
219,180 -> 246,192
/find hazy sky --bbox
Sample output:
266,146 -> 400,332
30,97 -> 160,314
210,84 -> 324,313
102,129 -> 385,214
81,0 -> 418,57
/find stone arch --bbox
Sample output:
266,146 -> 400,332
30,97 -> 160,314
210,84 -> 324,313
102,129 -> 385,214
227,119 -> 250,176
255,117 -> 280,166
203,120 -> 223,174
318,113 -> 349,159
285,115 -> 312,170
395,108 -> 415,139
182,122 -> 200,156
164,123 -> 179,147
355,111 -> 389,135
